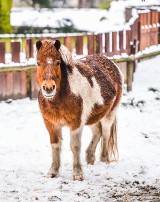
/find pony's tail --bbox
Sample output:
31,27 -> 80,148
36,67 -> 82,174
107,117 -> 119,162
101,117 -> 119,163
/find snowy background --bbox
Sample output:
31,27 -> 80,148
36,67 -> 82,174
11,0 -> 160,33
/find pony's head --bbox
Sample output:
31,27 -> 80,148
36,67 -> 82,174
36,39 -> 62,99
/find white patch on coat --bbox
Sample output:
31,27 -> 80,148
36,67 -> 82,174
68,67 -> 104,126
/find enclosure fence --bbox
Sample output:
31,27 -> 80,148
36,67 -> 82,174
0,8 -> 160,100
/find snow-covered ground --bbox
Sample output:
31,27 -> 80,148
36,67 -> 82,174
0,55 -> 160,201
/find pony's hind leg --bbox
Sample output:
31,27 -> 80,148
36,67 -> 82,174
100,110 -> 118,163
86,122 -> 102,165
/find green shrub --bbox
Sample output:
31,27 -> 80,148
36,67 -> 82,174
99,0 -> 112,10
0,0 -> 12,34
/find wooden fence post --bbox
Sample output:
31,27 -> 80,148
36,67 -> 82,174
11,41 -> 21,63
127,61 -> 134,92
0,42 -> 5,64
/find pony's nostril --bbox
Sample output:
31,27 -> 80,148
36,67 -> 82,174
43,85 -> 46,91
52,85 -> 55,91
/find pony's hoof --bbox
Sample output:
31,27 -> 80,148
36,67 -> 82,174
73,174 -> 84,181
86,159 -> 95,165
45,173 -> 58,178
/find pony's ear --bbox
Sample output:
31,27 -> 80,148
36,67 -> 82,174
54,40 -> 61,51
36,40 -> 42,51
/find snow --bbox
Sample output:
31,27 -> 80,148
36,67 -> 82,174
10,0 -> 160,33
0,54 -> 160,201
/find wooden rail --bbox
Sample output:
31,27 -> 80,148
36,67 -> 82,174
1,50 -> 160,101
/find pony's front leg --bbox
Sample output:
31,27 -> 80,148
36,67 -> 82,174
70,128 -> 83,181
44,119 -> 61,178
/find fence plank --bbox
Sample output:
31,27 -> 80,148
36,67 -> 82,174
0,72 -> 13,100
150,10 -> 159,46
96,33 -> 102,54
0,73 -> 6,100
64,36 -> 72,52
21,71 -> 27,98
139,13 -> 146,51
76,35 -> 83,55
87,34 -> 95,55
6,72 -> 13,99
31,69 -> 39,99
11,42 -> 21,63
12,72 -> 21,99
131,18 -> 139,45
112,32 -> 119,55
0,42 -> 5,64
125,30 -> 131,55
146,12 -> 151,48
119,31 -> 124,54
26,38 -> 34,59
105,32 -> 111,56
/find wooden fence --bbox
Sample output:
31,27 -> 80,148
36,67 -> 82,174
0,8 -> 160,101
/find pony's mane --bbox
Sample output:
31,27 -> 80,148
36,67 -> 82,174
59,45 -> 74,66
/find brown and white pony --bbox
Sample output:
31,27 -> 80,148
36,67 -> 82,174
36,39 -> 123,181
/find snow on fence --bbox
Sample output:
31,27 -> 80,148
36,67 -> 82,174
0,8 -> 160,101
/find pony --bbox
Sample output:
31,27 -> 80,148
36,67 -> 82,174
36,39 -> 123,181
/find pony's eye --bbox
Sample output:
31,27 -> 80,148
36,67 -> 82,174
55,60 -> 61,66
37,62 -> 40,66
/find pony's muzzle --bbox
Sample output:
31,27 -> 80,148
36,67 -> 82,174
43,84 -> 55,93
42,81 -> 56,98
